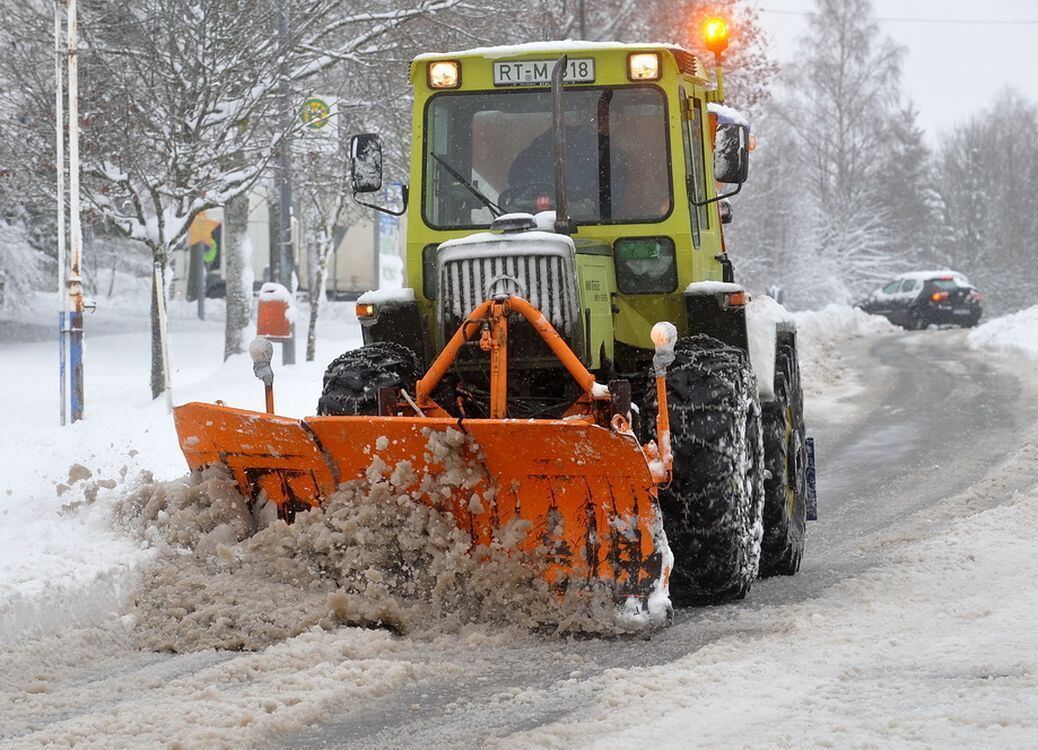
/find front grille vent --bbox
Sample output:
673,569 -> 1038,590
439,252 -> 578,333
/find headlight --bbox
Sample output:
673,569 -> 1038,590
428,60 -> 461,89
627,52 -> 661,81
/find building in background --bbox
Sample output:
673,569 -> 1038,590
172,185 -> 402,301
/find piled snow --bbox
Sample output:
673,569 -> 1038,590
414,40 -> 676,62
114,428 -> 655,653
684,280 -> 742,295
967,305 -> 1038,359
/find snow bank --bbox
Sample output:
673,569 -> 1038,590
967,305 -> 1038,359
792,304 -> 897,402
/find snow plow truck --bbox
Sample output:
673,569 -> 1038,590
174,18 -> 812,621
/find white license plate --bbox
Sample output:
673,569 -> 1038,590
493,58 -> 595,86
953,308 -> 971,315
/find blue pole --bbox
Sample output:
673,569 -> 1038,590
70,310 -> 83,422
59,311 -> 67,425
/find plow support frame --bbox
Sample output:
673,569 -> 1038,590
415,296 -> 599,415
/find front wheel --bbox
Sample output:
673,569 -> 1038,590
317,341 -> 422,416
641,335 -> 765,605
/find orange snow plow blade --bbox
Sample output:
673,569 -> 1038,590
173,296 -> 674,606
174,406 -> 665,599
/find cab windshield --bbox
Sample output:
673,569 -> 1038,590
423,86 -> 671,229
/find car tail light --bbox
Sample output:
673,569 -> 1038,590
930,291 -> 949,303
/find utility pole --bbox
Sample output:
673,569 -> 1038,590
276,2 -> 296,365
67,0 -> 85,422
54,1 -> 67,425
578,0 -> 587,40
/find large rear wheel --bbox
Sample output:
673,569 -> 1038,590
759,343 -> 808,576
317,341 -> 422,416
642,335 -> 765,605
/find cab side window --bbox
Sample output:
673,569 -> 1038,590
881,281 -> 901,294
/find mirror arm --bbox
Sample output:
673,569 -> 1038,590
352,184 -> 409,217
690,181 -> 742,208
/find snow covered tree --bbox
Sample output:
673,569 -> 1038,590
0,218 -> 44,310
723,111 -> 805,294
876,105 -> 941,261
933,90 -> 1038,313
778,0 -> 908,300
74,0 -> 299,397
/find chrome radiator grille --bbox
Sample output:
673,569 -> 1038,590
439,253 -> 579,333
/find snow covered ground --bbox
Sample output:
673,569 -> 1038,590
503,448 -> 1038,748
0,299 -> 884,644
967,304 -> 1038,359
0,293 -> 361,640
2,300 -> 1036,748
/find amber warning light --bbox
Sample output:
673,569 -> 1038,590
703,16 -> 729,56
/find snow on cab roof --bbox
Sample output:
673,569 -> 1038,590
414,40 -> 688,63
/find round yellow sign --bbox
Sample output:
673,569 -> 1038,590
301,97 -> 332,130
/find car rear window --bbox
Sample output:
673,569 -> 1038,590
931,278 -> 965,290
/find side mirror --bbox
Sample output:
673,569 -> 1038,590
350,133 -> 383,194
714,123 -> 750,184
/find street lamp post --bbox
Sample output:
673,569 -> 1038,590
276,2 -> 296,365
54,1 -> 67,425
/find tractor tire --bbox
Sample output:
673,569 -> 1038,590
759,343 -> 808,577
317,341 -> 422,416
641,335 -> 766,605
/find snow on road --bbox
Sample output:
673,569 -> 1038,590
501,445 -> 1038,748
2,300 -> 1036,748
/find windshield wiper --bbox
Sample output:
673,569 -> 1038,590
430,152 -> 503,218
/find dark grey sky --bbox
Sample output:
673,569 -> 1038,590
754,0 -> 1038,139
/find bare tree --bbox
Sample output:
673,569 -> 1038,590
222,193 -> 252,359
